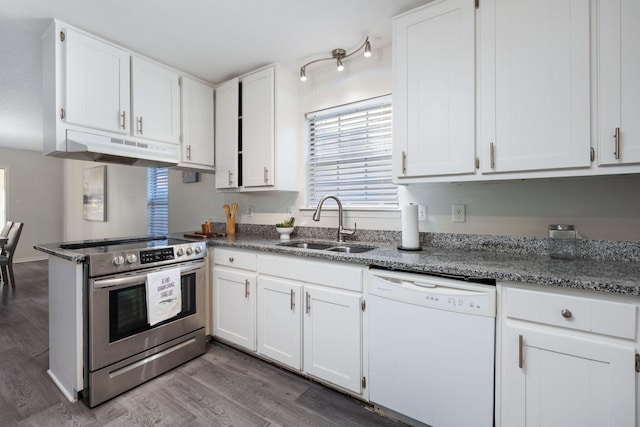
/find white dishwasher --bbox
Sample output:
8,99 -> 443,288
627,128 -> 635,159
368,268 -> 496,427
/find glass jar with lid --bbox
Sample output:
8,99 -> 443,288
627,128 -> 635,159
548,224 -> 578,259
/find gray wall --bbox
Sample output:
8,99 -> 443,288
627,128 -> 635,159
0,147 -> 64,261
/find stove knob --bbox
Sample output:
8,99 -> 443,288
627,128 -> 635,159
113,255 -> 125,266
126,254 -> 138,264
194,246 -> 202,254
176,248 -> 185,257
186,247 -> 194,255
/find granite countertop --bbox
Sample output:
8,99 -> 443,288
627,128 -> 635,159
186,231 -> 640,296
35,229 -> 640,296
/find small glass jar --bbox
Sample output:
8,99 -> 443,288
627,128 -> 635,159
548,224 -> 578,259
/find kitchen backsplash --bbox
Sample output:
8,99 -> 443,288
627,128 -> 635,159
208,222 -> 640,262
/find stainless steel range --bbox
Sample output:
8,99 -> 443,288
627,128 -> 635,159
60,236 -> 207,407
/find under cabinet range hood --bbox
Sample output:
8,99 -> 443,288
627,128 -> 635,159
51,129 -> 179,168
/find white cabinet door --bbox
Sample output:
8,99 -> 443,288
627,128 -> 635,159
480,0 -> 591,173
257,276 -> 302,370
180,76 -> 214,169
393,0 -> 476,179
212,267 -> 256,351
597,0 -> 640,166
214,78 -> 239,189
303,285 -> 362,394
64,28 -> 130,134
241,67 -> 275,188
131,56 -> 181,144
503,324 -> 636,427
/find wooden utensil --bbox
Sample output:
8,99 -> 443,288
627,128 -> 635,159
229,203 -> 238,218
222,204 -> 230,218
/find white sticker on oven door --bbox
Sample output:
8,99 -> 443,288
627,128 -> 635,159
146,268 -> 182,326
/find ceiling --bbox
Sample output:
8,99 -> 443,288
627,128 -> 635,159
0,0 -> 429,151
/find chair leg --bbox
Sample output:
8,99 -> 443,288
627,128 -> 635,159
0,265 -> 7,286
8,264 -> 15,288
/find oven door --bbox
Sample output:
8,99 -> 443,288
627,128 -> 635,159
88,260 -> 205,371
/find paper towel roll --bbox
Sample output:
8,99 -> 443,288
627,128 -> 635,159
401,204 -> 420,249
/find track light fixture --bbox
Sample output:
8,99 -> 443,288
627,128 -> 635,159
300,36 -> 371,81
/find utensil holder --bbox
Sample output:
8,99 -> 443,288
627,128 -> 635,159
226,217 -> 236,235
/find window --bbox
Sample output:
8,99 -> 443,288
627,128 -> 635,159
306,95 -> 397,209
147,168 -> 168,236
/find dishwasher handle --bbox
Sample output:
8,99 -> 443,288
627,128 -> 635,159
372,275 -> 438,291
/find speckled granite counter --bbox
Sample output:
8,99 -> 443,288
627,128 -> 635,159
175,228 -> 640,296
36,229 -> 640,296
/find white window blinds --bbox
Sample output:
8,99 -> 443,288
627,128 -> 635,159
147,168 -> 168,236
306,95 -> 397,208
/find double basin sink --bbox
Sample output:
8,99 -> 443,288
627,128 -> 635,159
277,240 -> 376,254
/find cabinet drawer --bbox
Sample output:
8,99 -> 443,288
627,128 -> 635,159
213,248 -> 257,271
506,288 -> 637,340
257,254 -> 363,292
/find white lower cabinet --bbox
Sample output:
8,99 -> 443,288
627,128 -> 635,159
303,284 -> 363,394
255,253 -> 365,396
212,249 -> 257,352
500,285 -> 637,426
256,276 -> 302,370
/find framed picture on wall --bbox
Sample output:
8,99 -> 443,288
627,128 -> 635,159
83,165 -> 107,222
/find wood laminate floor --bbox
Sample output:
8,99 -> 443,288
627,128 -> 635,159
0,260 -> 401,427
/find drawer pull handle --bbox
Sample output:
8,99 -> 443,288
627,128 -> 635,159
518,334 -> 524,369
561,309 -> 573,319
229,257 -> 234,263
290,289 -> 295,311
245,279 -> 250,298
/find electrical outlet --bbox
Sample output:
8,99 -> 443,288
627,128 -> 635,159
452,204 -> 466,223
418,205 -> 427,221
247,205 -> 254,217
287,205 -> 294,216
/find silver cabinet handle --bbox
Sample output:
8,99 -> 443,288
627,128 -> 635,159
244,279 -> 250,298
401,151 -> 407,175
518,334 -> 524,369
561,308 -> 572,319
228,170 -> 233,186
290,289 -> 295,311
614,127 -> 621,160
264,167 -> 269,184
306,292 -> 310,314
186,145 -> 192,160
490,142 -> 496,169
137,116 -> 143,134
120,111 -> 126,129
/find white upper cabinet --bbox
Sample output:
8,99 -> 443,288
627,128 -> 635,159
179,76 -> 214,171
62,27 -> 130,135
214,78 -> 240,189
131,56 -> 181,144
393,0 -> 476,180
479,0 -> 591,173
596,0 -> 640,166
242,67 -> 276,188
214,64 -> 298,192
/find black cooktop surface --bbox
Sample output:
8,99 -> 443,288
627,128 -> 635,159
59,236 -> 189,254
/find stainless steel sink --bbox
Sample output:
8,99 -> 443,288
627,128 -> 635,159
277,241 -> 334,250
324,245 -> 376,254
277,241 -> 376,254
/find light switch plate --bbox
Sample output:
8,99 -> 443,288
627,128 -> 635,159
418,205 -> 427,221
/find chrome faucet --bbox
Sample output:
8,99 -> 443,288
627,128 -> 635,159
312,195 -> 356,243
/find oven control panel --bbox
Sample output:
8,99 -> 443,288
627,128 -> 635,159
140,247 -> 175,264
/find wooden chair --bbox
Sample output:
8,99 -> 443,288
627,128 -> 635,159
0,221 -> 12,238
0,222 -> 23,288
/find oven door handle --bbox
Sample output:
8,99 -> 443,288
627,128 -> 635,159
92,263 -> 203,289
